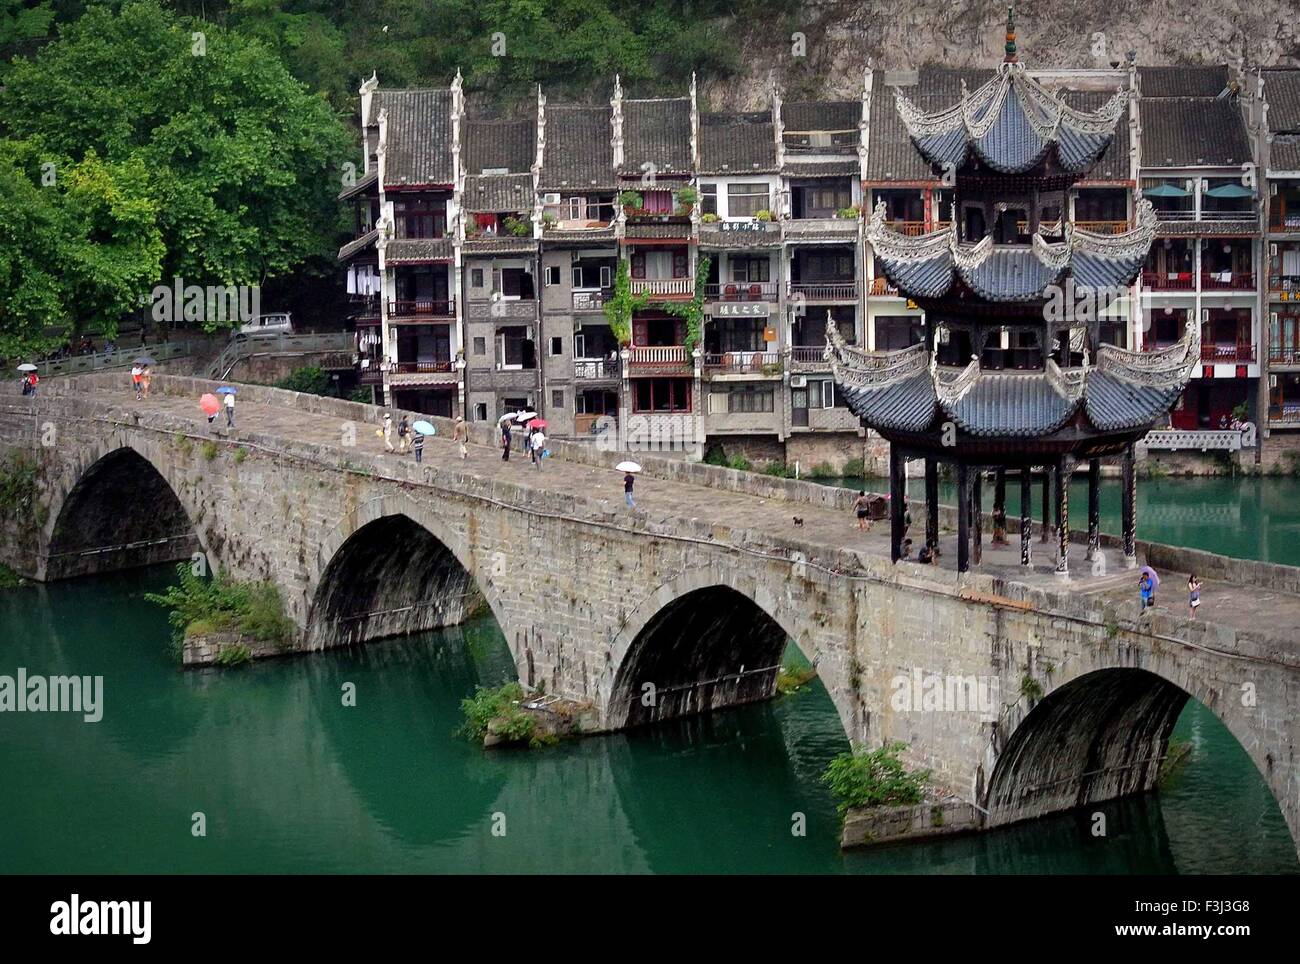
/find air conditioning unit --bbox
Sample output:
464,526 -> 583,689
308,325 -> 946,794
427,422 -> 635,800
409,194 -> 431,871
1271,243 -> 1279,256
790,375 -> 808,388
543,193 -> 560,206
809,132 -> 832,147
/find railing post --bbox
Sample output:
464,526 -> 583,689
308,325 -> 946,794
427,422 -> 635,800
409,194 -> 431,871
889,444 -> 905,564
1019,469 -> 1032,566
1087,457 -> 1101,562
1121,443 -> 1137,569
956,462 -> 970,574
1054,457 -> 1070,581
924,457 -> 938,556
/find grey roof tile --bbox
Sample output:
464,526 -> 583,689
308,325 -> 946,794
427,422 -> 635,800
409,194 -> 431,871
1062,90 -> 1130,181
463,119 -> 536,174
1272,135 -> 1300,172
621,98 -> 692,174
1264,69 -> 1300,133
1138,65 -> 1230,98
839,369 -> 936,433
1085,371 -> 1184,431
943,371 -> 1077,437
784,159 -> 859,178
540,105 -> 614,190
338,229 -> 378,261
1140,97 -> 1250,167
462,173 -> 534,213
699,111 -> 777,173
782,101 -> 860,131
374,89 -> 455,187
385,238 -> 455,263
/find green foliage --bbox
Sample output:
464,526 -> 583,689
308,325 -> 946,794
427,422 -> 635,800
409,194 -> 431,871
761,461 -> 793,478
233,446 -> 248,464
1020,674 -> 1044,702
0,450 -> 39,522
822,742 -> 929,814
215,642 -> 253,666
459,681 -> 526,740
776,662 -> 816,694
0,562 -> 24,588
618,190 -> 644,210
275,365 -> 331,396
503,215 -> 531,237
700,212 -> 720,223
201,441 -> 219,462
602,258 -> 648,347
145,563 -> 294,651
755,209 -> 773,221
663,255 -> 710,352
806,461 -> 838,479
674,185 -> 699,206
348,387 -> 374,405
836,206 -> 861,219
840,457 -> 866,478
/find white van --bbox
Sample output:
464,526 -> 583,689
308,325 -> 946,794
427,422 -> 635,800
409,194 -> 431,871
235,313 -> 293,338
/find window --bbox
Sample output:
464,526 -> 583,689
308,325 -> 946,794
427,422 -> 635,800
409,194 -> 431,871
545,265 -> 561,286
473,402 -> 488,421
572,261 -> 613,289
503,396 -> 530,415
550,336 -> 563,356
731,257 -> 771,283
633,378 -> 692,413
806,379 -> 837,408
709,317 -> 766,353
727,183 -> 770,218
701,183 -> 718,216
498,327 -> 535,369
472,337 -> 486,356
551,389 -> 565,408
471,268 -> 485,289
642,190 -> 673,213
726,384 -> 774,413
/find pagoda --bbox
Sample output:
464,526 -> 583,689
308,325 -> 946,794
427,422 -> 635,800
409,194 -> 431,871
832,10 -> 1198,575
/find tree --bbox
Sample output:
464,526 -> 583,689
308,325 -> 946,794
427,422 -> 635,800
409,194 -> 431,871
602,259 -> 648,347
0,0 -> 351,320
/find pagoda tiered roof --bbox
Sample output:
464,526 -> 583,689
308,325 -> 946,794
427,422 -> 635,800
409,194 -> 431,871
826,321 -> 1199,440
865,199 -> 1157,303
894,61 -> 1127,176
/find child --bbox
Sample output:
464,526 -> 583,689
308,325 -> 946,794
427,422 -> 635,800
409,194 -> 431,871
1188,574 -> 1202,619
412,429 -> 425,463
1139,570 -> 1154,614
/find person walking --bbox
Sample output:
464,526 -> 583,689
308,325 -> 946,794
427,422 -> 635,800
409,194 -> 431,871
397,415 -> 410,454
532,427 -> 546,471
500,421 -> 512,461
412,428 -> 425,464
452,416 -> 468,460
901,496 -> 912,542
853,490 -> 871,531
131,364 -> 143,400
1188,574 -> 1202,619
139,365 -> 152,399
25,371 -> 38,397
623,471 -> 636,509
1139,570 -> 1155,615
224,390 -> 235,428
381,413 -> 395,453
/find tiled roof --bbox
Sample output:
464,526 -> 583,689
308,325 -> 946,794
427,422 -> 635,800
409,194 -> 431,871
462,173 -> 534,213
374,89 -> 455,187
1085,371 -> 1185,431
943,370 -> 1077,437
699,112 -> 777,173
338,229 -> 378,261
462,237 -> 538,255
783,218 -> 859,242
621,98 -> 692,174
385,238 -> 454,263
338,169 -> 378,201
1138,65 -> 1230,98
783,101 -> 860,131
865,68 -> 994,183
543,226 -> 618,245
784,159 -> 859,178
1062,90 -> 1131,181
1141,97 -> 1250,167
839,369 -> 936,433
463,119 -> 536,174
699,225 -> 783,249
541,105 -> 614,189
1264,69 -> 1300,133
1272,135 -> 1300,172
624,222 -> 692,240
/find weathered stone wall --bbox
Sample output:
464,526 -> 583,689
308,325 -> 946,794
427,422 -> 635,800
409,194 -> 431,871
4,375 -> 1299,853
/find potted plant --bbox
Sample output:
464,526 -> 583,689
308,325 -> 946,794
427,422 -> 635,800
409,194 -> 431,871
619,190 -> 644,216
836,205 -> 861,220
541,212 -> 557,229
503,215 -> 531,238
701,212 -> 720,223
755,209 -> 774,222
674,185 -> 699,215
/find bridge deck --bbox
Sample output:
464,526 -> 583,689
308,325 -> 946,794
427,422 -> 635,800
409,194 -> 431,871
71,385 -> 1300,648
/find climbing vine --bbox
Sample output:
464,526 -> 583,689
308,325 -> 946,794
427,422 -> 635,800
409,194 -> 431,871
0,451 -> 39,524
602,258 -> 648,347
665,255 -> 711,353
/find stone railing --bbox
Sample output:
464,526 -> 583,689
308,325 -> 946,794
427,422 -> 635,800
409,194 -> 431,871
31,337 -> 211,376
207,332 -> 353,379
1141,425 -> 1256,452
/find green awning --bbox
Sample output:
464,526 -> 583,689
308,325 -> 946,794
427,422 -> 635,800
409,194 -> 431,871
1204,183 -> 1254,198
1144,182 -> 1190,197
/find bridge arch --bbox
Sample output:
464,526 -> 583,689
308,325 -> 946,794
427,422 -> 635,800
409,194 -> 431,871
305,494 -> 516,660
40,437 -> 206,581
982,660 -> 1298,850
605,563 -> 846,732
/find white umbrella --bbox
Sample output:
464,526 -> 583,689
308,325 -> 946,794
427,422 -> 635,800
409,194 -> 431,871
16,364 -> 37,372
497,412 -> 517,424
513,410 -> 539,423
616,461 -> 642,473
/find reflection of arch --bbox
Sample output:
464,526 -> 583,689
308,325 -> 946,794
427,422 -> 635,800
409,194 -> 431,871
984,667 -> 1296,851
42,441 -> 203,581
306,496 -> 512,657
606,565 -> 838,731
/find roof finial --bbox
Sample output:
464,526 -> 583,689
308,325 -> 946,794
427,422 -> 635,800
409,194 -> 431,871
1004,6 -> 1017,63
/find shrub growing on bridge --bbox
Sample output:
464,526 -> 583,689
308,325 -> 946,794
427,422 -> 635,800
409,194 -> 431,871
822,741 -> 930,814
145,563 -> 294,651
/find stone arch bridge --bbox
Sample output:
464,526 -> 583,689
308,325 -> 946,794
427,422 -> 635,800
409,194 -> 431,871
4,373 -> 1300,851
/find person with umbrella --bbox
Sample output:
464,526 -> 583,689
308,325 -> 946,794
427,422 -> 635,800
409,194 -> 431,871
527,418 -> 547,470
218,386 -> 236,427
499,415 -> 512,461
200,392 -> 221,426
1140,565 -> 1160,610
17,364 -> 38,396
1139,568 -> 1155,615
131,362 -> 143,400
139,363 -> 152,399
617,461 -> 640,508
411,420 -> 435,464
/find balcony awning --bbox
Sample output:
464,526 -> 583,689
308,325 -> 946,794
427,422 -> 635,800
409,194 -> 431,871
1203,183 -> 1254,198
1144,182 -> 1190,197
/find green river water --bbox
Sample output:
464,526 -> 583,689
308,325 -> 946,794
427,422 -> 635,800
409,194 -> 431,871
1,475 -> 1297,873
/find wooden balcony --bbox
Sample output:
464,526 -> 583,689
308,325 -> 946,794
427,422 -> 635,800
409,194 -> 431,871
789,346 -> 831,369
1269,274 -> 1300,293
1200,272 -> 1255,291
1142,271 -> 1195,291
1269,347 -> 1300,367
572,288 -> 612,311
788,281 -> 859,302
702,352 -> 782,375
884,220 -> 950,236
868,277 -> 900,297
1074,220 -> 1131,235
627,345 -> 691,372
1201,344 -> 1256,363
703,282 -> 779,302
573,357 -> 621,380
630,278 -> 693,297
388,299 -> 455,318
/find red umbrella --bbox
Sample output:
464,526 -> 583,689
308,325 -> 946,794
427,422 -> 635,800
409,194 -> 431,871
199,393 -> 220,416
527,418 -> 548,430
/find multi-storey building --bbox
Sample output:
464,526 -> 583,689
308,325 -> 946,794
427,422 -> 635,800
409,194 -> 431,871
340,59 -> 1290,465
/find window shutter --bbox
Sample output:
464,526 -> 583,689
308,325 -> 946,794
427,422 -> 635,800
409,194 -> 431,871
673,252 -> 688,278
822,380 -> 835,409
633,319 -> 648,345
631,252 -> 646,279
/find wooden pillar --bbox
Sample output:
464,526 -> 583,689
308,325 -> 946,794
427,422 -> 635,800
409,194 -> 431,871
1087,457 -> 1101,562
972,469 -> 983,566
1040,468 -> 1050,542
1055,457 -> 1070,579
890,444 -> 905,563
1121,443 -> 1137,568
1019,468 -> 1032,566
925,457 -> 939,554
956,462 -> 970,573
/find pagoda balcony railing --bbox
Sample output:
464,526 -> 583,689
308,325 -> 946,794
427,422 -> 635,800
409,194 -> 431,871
388,298 -> 455,318
1153,207 -> 1255,222
1073,220 -> 1131,235
1268,274 -> 1300,292
358,366 -> 384,385
884,220 -> 950,236
702,351 -> 782,374
1200,343 -> 1256,363
1268,347 -> 1300,366
789,281 -> 859,301
630,278 -> 692,297
1200,271 -> 1255,291
1142,271 -> 1196,291
703,282 -> 780,301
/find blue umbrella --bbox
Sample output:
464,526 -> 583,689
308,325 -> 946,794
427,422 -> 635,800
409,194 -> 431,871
216,386 -> 237,394
412,420 -> 436,436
